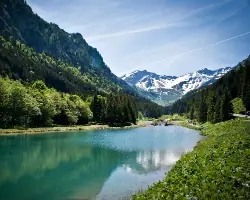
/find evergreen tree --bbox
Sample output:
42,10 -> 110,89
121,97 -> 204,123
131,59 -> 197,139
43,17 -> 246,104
220,89 -> 233,122
243,83 -> 250,110
127,98 -> 137,124
197,96 -> 207,123
189,106 -> 194,120
207,91 -> 216,123
169,55 -> 250,122
106,94 -> 116,125
214,97 -> 222,123
91,95 -> 107,123
91,95 -> 98,121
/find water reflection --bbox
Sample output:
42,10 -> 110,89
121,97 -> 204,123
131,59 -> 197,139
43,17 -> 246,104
136,150 -> 181,170
0,126 -> 201,200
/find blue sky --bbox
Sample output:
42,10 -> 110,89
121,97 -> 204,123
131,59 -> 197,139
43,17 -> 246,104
27,0 -> 250,76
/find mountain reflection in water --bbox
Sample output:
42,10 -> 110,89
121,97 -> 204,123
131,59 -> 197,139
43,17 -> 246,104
0,126 -> 202,200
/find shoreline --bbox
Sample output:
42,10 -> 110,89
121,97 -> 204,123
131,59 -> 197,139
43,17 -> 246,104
168,120 -> 202,130
0,121 -> 150,136
133,120 -> 250,199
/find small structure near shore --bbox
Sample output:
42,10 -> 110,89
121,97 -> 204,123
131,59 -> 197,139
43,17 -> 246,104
164,119 -> 169,126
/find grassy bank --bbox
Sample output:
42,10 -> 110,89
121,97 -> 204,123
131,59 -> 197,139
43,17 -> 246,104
133,120 -> 250,199
171,121 -> 202,130
159,114 -> 202,130
0,121 -> 148,136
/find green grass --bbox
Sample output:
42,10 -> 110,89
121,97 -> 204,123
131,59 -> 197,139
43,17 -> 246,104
133,120 -> 250,200
165,114 -> 188,122
236,117 -> 250,121
151,114 -> 188,125
179,121 -> 202,130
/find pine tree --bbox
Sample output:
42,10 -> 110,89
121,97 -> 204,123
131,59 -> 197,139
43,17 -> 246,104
207,91 -> 216,123
214,97 -> 222,123
91,95 -> 107,123
189,106 -> 194,120
91,95 -> 98,121
197,96 -> 207,123
128,99 -> 137,124
106,94 -> 122,125
243,83 -> 250,110
220,88 -> 233,122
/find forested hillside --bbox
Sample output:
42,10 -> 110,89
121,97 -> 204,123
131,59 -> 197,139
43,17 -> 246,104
0,0 -> 165,129
0,0 -> 135,95
0,36 -> 113,96
169,55 -> 250,123
0,77 -> 140,128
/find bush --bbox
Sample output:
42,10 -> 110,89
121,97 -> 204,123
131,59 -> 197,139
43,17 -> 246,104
231,97 -> 246,114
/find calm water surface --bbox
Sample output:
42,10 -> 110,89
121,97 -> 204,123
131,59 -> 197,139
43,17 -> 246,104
0,126 -> 202,200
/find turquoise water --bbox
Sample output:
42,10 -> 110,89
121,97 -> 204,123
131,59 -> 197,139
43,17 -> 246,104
0,126 -> 202,200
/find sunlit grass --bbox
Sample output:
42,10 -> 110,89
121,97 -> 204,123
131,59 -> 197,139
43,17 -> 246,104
133,120 -> 250,199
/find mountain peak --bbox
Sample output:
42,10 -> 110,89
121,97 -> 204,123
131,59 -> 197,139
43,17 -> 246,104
197,68 -> 214,75
0,0 -> 139,96
122,67 -> 232,105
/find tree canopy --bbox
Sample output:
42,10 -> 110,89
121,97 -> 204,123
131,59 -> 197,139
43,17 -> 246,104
168,55 -> 250,123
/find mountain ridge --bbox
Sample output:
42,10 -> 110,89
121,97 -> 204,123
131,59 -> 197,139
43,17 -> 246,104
122,67 -> 232,105
0,0 -> 166,121
0,0 -> 137,95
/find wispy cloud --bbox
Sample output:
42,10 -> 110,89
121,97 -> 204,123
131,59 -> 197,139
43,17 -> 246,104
86,1 -> 229,41
86,23 -> 181,41
148,31 -> 250,66
27,0 -> 250,76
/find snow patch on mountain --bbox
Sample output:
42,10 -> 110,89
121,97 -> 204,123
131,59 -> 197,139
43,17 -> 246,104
121,67 -> 232,105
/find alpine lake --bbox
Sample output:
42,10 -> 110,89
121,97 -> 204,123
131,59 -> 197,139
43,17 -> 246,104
0,125 -> 202,200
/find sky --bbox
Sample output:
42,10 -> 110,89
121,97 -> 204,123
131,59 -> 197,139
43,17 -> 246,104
27,0 -> 250,76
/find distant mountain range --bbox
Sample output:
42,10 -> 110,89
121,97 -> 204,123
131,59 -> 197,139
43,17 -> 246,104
121,67 -> 232,105
0,0 -> 234,108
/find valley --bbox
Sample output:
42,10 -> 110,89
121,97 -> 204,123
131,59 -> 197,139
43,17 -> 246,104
122,67 -> 232,105
0,0 -> 250,200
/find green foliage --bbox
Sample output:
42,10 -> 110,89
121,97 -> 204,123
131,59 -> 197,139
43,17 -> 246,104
189,106 -> 195,120
168,114 -> 187,121
138,111 -> 144,120
0,36 -> 165,120
0,78 -> 41,128
133,120 -> 250,199
0,0 -> 166,126
151,119 -> 159,126
200,120 -> 248,136
220,89 -> 233,122
214,97 -> 222,123
0,78 -> 141,128
158,115 -> 168,121
231,97 -> 246,114
0,78 -> 92,128
169,55 -> 250,123
0,0 -> 138,95
179,121 -> 202,130
197,95 -> 207,123
207,91 -> 216,123
91,95 -> 107,123
105,94 -> 137,126
0,36 -> 118,95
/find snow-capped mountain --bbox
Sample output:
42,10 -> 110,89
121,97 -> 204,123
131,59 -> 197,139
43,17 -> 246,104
121,67 -> 232,105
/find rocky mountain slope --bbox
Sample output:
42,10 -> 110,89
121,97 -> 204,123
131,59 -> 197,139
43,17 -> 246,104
121,67 -> 232,105
0,0 -> 165,118
0,0 -> 135,95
